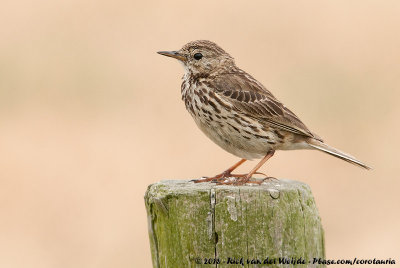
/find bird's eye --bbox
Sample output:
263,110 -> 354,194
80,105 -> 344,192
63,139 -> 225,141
193,53 -> 203,60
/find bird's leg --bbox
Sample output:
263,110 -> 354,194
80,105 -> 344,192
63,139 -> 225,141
217,150 -> 275,185
193,159 -> 246,183
235,150 -> 275,185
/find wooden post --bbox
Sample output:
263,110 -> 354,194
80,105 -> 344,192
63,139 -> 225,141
145,179 -> 325,268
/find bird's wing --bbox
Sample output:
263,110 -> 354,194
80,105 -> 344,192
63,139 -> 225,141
207,72 -> 322,141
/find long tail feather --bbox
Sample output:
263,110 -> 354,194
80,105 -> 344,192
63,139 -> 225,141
308,139 -> 371,170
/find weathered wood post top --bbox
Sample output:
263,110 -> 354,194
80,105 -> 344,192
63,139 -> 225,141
145,179 -> 325,267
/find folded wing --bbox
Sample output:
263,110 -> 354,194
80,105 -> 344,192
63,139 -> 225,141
206,72 -> 322,141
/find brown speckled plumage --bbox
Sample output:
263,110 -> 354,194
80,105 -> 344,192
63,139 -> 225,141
158,40 -> 370,185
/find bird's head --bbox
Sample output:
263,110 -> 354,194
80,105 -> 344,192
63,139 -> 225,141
158,40 -> 235,77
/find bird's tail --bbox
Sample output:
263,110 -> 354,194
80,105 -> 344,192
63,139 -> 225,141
307,139 -> 371,170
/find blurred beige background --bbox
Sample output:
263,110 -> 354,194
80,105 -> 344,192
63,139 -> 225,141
0,0 -> 399,267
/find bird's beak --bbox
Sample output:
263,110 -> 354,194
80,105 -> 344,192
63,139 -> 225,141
157,51 -> 186,61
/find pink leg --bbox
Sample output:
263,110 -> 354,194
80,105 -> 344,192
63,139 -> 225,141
193,159 -> 246,183
217,150 -> 275,186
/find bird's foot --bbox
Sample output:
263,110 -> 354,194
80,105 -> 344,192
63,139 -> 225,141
192,170 -> 238,183
192,171 -> 276,185
192,171 -> 259,183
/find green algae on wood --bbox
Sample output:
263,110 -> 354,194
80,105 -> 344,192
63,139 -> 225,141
145,179 -> 325,268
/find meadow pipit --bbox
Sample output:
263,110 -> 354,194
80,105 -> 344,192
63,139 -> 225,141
158,40 -> 370,185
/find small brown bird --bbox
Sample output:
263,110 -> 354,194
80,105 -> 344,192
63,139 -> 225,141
158,40 -> 370,185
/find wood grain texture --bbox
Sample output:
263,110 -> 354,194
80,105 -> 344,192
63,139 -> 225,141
145,179 -> 325,268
